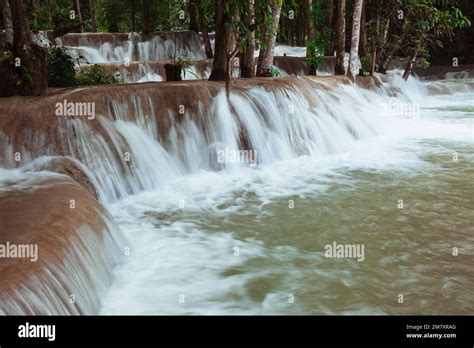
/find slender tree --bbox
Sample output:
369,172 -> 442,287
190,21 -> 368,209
296,6 -> 305,46
89,0 -> 97,32
348,0 -> 363,81
241,0 -> 256,78
305,0 -> 316,75
201,29 -> 213,58
46,0 -> 54,27
256,0 -> 282,77
1,0 -> 13,43
131,0 -> 136,32
142,0 -> 152,34
335,0 -> 346,75
209,0 -> 233,81
32,0 -> 40,28
189,0 -> 199,32
2,0 -> 48,96
369,5 -> 382,75
326,0 -> 334,53
359,2 -> 369,59
197,0 -> 213,58
326,0 -> 334,28
75,0 -> 84,32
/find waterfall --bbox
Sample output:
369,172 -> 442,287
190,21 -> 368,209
59,31 -> 206,64
0,221 -> 124,315
0,171 -> 125,315
1,76 -> 392,204
3,71 -> 468,314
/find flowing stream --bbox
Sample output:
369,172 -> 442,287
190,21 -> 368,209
95,75 -> 474,314
1,66 -> 473,314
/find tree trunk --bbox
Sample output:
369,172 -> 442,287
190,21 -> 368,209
347,0 -> 363,82
305,0 -> 316,75
379,30 -> 405,73
370,12 -> 380,75
326,0 -> 335,54
142,0 -> 152,34
202,29 -> 213,58
209,0 -> 232,81
46,0 -> 54,27
296,8 -> 303,46
256,0 -> 282,77
164,63 -> 183,81
284,17 -> 290,45
359,2 -> 368,58
378,17 -> 408,74
75,0 -> 84,32
335,0 -> 346,75
1,0 -> 13,42
2,0 -> 47,96
226,46 -> 239,96
402,51 -> 418,80
131,0 -> 136,32
32,0 -> 40,28
189,0 -> 199,33
197,0 -> 213,58
241,0 -> 256,78
327,0 -> 334,27
287,18 -> 292,44
89,0 -> 97,32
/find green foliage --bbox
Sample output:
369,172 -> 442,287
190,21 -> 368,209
48,48 -> 120,87
1,50 -> 34,88
96,0 -> 131,32
306,0 -> 332,69
26,0 -> 81,30
173,56 -> 198,79
268,66 -> 282,77
359,56 -> 372,76
51,5 -> 77,29
369,0 -> 471,71
157,0 -> 190,31
400,0 -> 471,67
76,64 -> 121,85
47,47 -> 77,87
174,56 -> 194,69
198,0 -> 215,29
0,50 -> 15,66
306,42 -> 324,69
228,0 -> 275,53
419,57 -> 430,69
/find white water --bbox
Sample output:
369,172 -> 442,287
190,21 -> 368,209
97,76 -> 473,314
0,170 -> 126,315
61,32 -> 206,64
57,33 -> 337,82
2,72 -> 473,314
55,32 -> 208,83
0,221 -> 124,315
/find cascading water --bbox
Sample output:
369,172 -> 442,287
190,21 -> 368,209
0,170 -> 125,315
1,77 -> 385,204
60,31 -> 207,63
1,70 -> 473,314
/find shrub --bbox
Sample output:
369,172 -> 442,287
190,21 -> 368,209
359,56 -> 372,76
76,64 -> 121,85
47,47 -> 76,87
268,66 -> 282,77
